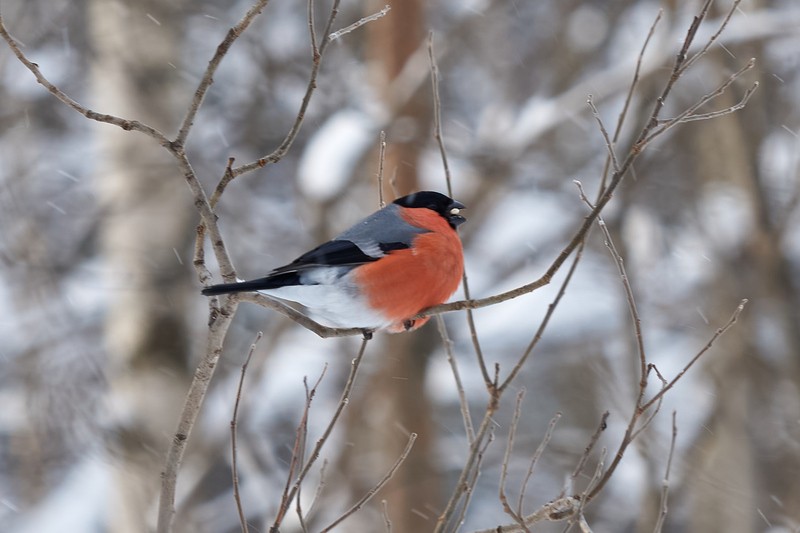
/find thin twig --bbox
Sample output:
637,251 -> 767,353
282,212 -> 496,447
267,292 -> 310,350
433,403 -> 499,532
320,433 -> 417,532
677,0 -> 743,78
570,411 -> 609,490
429,32 -> 452,199
381,499 -> 392,533
303,459 -> 329,525
436,315 -> 475,445
428,31 -> 492,388
233,0 -> 342,177
587,96 -> 620,174
295,367 -> 329,531
577,186 -> 647,409
0,15 -> 169,144
377,130 -> 387,207
270,336 -> 370,531
307,0 -> 318,59
587,299 -> 746,501
645,60 -> 757,144
642,299 -> 747,411
659,80 -> 758,124
653,411 -> 678,533
275,371 -> 323,529
498,240 -> 586,394
518,413 -> 562,518
499,391 -> 529,531
599,9 -> 661,195
474,496 -> 582,533
174,0 -> 272,148
328,4 -> 391,41
231,331 -> 263,533
454,426 -> 495,531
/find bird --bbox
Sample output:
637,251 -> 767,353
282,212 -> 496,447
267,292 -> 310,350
202,191 -> 466,333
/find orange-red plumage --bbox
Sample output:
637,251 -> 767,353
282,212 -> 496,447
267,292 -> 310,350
356,207 -> 463,331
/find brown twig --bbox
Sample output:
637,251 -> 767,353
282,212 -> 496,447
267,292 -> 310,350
498,240 -> 586,394
570,411 -> 609,490
436,315 -> 475,444
230,331 -> 263,533
641,299 -> 747,412
653,411 -> 678,533
0,15 -> 169,144
158,297 -> 239,532
428,31 -> 492,388
433,402 -> 498,532
320,433 -> 417,532
677,0 -> 742,78
645,59 -> 757,144
381,499 -> 392,533
499,390 -> 529,531
328,4 -> 391,42
270,336 -> 370,531
232,0 -> 342,177
454,425 -> 495,530
517,412 -> 561,519
174,0 -> 272,148
377,130 -> 387,208
280,366 -> 328,531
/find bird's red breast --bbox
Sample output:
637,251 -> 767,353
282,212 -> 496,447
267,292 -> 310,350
354,206 -> 463,331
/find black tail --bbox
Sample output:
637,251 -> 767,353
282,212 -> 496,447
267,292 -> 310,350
201,272 -> 301,296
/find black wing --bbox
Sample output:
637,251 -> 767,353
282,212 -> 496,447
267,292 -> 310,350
201,239 -> 410,295
269,239 -> 387,275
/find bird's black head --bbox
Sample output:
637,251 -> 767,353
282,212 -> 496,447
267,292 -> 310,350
393,191 -> 466,229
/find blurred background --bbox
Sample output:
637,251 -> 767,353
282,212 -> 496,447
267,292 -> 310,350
1,0 -> 799,532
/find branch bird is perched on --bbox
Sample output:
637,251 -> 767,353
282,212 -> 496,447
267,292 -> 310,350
202,191 -> 466,333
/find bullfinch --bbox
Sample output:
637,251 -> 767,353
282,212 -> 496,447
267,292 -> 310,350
202,191 -> 466,333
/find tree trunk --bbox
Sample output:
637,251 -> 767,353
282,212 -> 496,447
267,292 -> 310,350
89,1 -> 192,531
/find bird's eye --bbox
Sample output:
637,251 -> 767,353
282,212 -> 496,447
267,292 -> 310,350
450,207 -> 461,215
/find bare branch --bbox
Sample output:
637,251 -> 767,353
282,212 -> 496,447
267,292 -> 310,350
231,331 -> 263,533
0,14 -> 168,143
659,80 -> 758,124
474,496 -> 582,533
587,96 -> 620,174
377,130 -> 387,208
642,299 -> 748,411
232,0 -> 342,177
499,391 -> 529,531
270,336 -> 370,531
307,0 -> 317,59
381,499 -> 392,533
677,0 -> 743,77
328,4 -> 391,42
498,240 -> 586,394
599,8 -> 662,194
320,433 -> 417,532
436,315 -> 475,444
433,404 -> 498,532
275,366 -> 328,530
653,412 -> 678,533
570,411 -> 609,490
428,31 -> 492,388
518,413 -> 562,517
174,0 -> 272,148
158,298 -> 239,533
645,59 -> 757,144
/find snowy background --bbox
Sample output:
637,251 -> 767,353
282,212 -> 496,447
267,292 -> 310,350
1,0 -> 800,532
